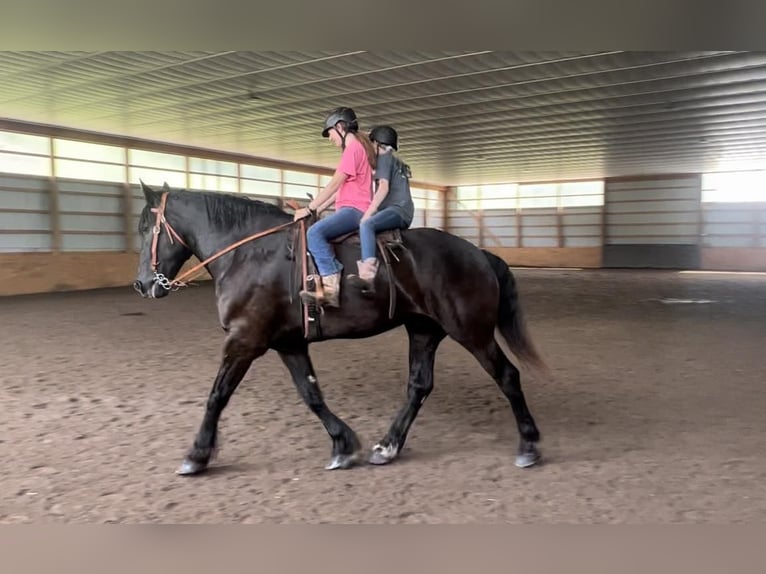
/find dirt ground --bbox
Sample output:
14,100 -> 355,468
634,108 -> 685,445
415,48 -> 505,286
1,268 -> 765,523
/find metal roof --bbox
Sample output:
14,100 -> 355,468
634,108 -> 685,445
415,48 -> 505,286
2,51 -> 766,186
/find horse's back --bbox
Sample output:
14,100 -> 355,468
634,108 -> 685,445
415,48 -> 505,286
388,227 -> 502,340
401,227 -> 496,272
393,227 -> 500,302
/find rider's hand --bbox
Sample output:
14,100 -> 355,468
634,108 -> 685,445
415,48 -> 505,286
293,207 -> 311,221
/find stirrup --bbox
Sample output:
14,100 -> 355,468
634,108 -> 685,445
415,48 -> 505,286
347,273 -> 375,296
299,287 -> 321,304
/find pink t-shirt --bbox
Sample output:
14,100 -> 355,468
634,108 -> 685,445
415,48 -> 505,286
334,137 -> 373,213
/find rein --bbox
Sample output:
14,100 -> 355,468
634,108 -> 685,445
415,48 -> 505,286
150,191 -> 306,290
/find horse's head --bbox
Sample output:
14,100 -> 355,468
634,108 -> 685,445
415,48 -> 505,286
133,181 -> 193,299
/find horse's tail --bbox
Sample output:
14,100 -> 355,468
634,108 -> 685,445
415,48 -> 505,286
482,249 -> 549,374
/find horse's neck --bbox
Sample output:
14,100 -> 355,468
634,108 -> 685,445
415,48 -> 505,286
180,208 -> 289,276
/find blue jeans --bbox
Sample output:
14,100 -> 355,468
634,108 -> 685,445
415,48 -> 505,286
307,207 -> 364,276
360,207 -> 409,260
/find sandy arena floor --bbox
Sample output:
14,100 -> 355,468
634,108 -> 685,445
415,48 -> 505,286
1,268 -> 764,523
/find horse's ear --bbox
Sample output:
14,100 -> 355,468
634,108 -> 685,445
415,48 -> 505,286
140,179 -> 160,206
162,181 -> 170,192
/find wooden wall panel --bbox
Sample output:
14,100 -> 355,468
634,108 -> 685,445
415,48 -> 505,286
484,247 -> 602,268
0,252 -> 211,296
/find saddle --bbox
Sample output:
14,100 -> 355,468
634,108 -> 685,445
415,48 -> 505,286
290,220 -> 405,340
329,227 -> 404,246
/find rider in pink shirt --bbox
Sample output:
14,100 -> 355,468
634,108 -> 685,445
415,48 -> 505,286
334,138 -> 373,212
293,107 -> 375,308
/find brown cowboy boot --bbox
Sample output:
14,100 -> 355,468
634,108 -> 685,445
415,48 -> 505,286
358,258 -> 379,282
321,272 -> 341,307
299,272 -> 341,308
351,257 -> 379,294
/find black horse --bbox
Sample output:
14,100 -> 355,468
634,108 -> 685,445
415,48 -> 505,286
133,182 -> 547,475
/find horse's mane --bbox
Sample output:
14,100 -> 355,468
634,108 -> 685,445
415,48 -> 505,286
178,189 -> 291,231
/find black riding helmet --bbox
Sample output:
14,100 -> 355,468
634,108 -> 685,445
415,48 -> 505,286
368,125 -> 398,151
322,107 -> 359,138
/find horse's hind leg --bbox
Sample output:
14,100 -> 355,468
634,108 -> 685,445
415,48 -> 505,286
177,340 -> 266,476
467,338 -> 541,468
277,345 -> 363,470
369,316 -> 445,465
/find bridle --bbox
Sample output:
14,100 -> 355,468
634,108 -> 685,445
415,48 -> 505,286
148,191 -> 306,291
149,191 -> 190,291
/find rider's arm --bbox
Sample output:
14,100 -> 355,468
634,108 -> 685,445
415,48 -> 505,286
309,170 -> 346,214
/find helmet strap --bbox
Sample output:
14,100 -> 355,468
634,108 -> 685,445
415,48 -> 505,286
335,125 -> 349,150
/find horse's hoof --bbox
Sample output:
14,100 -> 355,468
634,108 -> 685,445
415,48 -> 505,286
368,444 -> 398,465
369,451 -> 394,465
515,445 -> 541,468
176,459 -> 208,476
325,453 -> 360,470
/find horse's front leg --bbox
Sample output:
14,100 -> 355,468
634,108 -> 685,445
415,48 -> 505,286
177,336 -> 266,476
276,344 -> 363,470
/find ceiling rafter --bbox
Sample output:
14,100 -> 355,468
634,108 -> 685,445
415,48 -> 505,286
2,51 -> 766,185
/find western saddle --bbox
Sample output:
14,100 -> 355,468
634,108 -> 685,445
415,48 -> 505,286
290,220 -> 405,340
